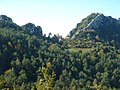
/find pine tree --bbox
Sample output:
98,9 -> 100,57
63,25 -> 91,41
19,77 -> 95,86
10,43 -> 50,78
36,62 -> 56,90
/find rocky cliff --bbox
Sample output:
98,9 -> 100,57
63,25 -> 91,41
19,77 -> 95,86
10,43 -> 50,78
0,15 -> 43,36
22,23 -> 43,36
69,13 -> 120,42
0,15 -> 13,22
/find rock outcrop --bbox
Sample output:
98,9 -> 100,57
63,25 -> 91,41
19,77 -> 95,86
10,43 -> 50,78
0,15 -> 13,23
0,15 -> 43,36
69,13 -> 120,42
0,15 -> 19,29
22,23 -> 43,36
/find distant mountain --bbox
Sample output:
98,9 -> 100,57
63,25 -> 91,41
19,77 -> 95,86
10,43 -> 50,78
22,23 -> 43,36
69,13 -> 120,43
0,15 -> 13,22
0,15 -> 43,36
0,15 -> 19,29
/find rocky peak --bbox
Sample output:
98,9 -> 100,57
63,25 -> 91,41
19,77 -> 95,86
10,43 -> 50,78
22,23 -> 43,36
87,14 -> 119,31
69,13 -> 120,42
0,15 -> 19,29
0,15 -> 13,23
69,13 -> 101,38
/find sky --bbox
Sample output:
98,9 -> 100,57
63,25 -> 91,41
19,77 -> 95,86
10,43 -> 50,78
0,0 -> 120,37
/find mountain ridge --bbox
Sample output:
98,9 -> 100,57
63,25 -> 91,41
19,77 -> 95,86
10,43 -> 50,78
0,15 -> 13,23
68,13 -> 120,45
0,15 -> 43,36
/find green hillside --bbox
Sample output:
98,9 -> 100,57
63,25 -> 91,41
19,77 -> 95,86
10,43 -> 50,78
0,14 -> 120,90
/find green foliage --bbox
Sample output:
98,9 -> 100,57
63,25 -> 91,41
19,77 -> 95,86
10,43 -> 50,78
36,62 -> 56,90
0,15 -> 120,90
0,76 -> 4,89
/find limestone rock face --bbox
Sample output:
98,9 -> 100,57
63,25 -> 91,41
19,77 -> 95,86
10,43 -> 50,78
86,14 -> 120,32
0,15 -> 43,36
69,13 -> 120,42
0,15 -> 19,29
22,23 -> 43,36
0,15 -> 13,23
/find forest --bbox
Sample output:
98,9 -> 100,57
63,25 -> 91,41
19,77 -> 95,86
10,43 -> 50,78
0,14 -> 120,90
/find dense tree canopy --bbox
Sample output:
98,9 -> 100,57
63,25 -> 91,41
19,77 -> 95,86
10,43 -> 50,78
0,14 -> 120,90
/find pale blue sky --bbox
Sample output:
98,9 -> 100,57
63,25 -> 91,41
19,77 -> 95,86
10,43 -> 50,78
0,0 -> 120,37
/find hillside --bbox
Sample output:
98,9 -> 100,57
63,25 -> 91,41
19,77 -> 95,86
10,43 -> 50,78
0,14 -> 120,90
69,13 -> 120,41
68,13 -> 120,49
